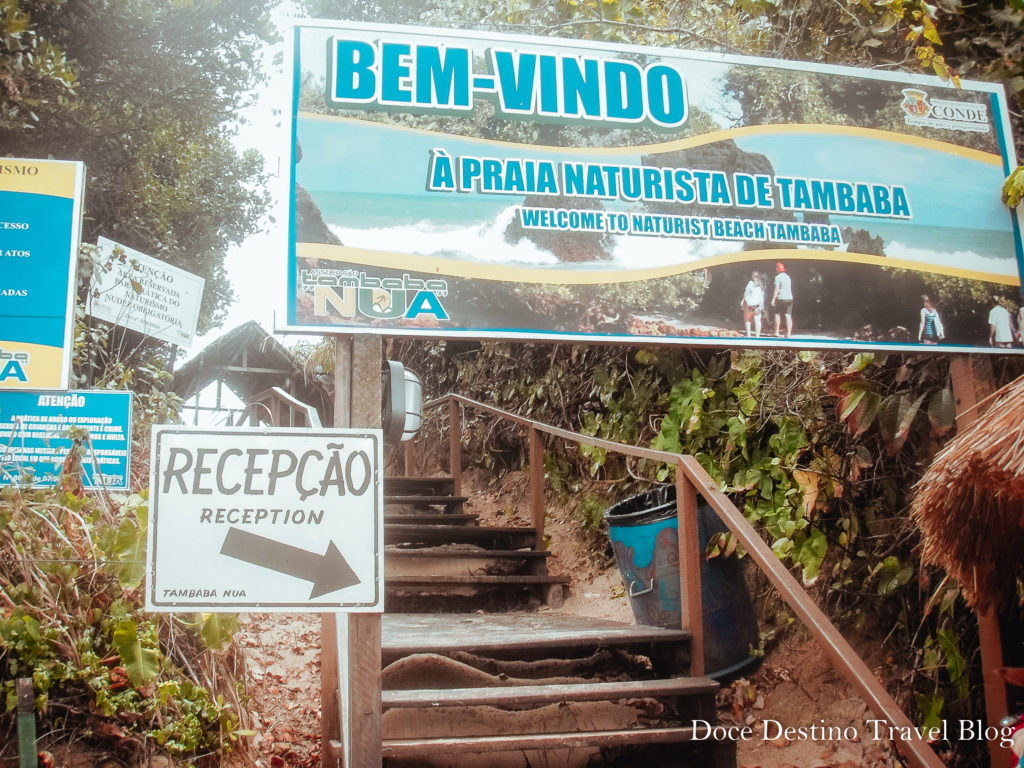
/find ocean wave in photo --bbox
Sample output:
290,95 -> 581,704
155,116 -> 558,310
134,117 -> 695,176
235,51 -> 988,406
884,238 -> 1018,278
330,206 -> 561,266
331,203 -> 740,272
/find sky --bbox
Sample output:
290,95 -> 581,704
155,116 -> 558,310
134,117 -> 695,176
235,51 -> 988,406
183,13 -> 297,362
177,13 -> 297,422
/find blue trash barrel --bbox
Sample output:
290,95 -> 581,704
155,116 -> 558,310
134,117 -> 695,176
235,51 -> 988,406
605,485 -> 759,679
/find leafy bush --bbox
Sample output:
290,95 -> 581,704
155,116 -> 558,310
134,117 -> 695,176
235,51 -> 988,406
0,479 -> 247,764
390,338 -> 1021,766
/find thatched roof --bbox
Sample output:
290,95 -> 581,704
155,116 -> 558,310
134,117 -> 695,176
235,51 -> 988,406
172,321 -> 332,424
910,375 -> 1024,613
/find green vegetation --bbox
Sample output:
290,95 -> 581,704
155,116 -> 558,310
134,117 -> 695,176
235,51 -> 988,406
0,477 -> 247,763
1,0 -> 276,335
391,337 -> 1022,766
0,3 -> 278,759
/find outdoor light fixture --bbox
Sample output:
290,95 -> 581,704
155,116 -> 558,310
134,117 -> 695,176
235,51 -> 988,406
382,360 -> 423,444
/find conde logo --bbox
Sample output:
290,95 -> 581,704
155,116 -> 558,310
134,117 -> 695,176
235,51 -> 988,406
900,87 -> 990,133
900,88 -> 930,118
327,37 -> 690,128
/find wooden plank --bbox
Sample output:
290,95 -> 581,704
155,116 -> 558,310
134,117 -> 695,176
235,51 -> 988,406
386,550 -> 550,579
382,612 -> 691,659
325,335 -> 384,768
387,574 -> 570,586
676,471 -> 704,677
448,399 -> 462,496
382,677 -> 718,709
382,726 -> 703,756
385,495 -> 468,506
321,335 -> 350,768
320,614 -> 342,768
348,335 -> 383,768
385,549 -> 550,559
402,440 -> 414,477
348,612 -> 382,767
383,513 -> 478,526
384,524 -> 536,548
385,476 -> 456,493
529,427 -> 545,547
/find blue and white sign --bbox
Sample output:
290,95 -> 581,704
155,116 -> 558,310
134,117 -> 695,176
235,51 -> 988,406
0,390 -> 133,490
0,159 -> 85,389
285,21 -> 1024,353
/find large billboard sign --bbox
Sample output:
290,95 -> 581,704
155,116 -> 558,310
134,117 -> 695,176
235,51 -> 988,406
87,237 -> 205,347
285,22 -> 1024,353
1,159 -> 85,389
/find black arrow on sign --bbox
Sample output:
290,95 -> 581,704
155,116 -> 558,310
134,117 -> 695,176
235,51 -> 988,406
220,528 -> 361,599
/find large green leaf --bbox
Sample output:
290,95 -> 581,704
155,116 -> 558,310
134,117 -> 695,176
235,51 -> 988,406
112,621 -> 161,686
109,517 -> 146,589
915,693 -> 944,734
878,392 -> 924,452
199,613 -> 240,651
891,392 -> 927,453
838,388 -> 866,421
927,388 -> 956,436
848,390 -> 882,436
878,393 -> 906,445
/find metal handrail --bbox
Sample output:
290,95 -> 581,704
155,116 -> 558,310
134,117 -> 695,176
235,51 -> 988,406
425,392 -> 943,768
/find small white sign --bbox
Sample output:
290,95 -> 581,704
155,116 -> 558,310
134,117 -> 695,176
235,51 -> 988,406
88,237 -> 205,347
146,426 -> 384,612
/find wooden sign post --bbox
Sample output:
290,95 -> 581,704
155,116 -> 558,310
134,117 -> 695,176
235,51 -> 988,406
949,354 -> 1007,768
322,335 -> 384,767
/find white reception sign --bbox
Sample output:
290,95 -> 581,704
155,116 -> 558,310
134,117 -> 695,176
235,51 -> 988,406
146,426 -> 384,612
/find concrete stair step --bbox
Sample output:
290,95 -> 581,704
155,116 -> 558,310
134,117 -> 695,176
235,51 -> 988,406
384,513 -> 479,526
385,524 -> 536,549
386,547 -> 550,578
385,476 -> 455,495
385,494 -> 468,508
382,612 -> 691,668
383,676 -> 717,710
380,726 -> 710,756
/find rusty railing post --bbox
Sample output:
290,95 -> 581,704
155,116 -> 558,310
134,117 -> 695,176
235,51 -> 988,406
403,439 -> 415,477
676,465 -> 704,677
529,426 -> 545,547
448,398 -> 462,496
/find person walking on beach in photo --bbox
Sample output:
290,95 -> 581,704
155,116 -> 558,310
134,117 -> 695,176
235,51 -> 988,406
741,271 -> 765,337
989,298 -> 1014,348
917,295 -> 944,345
771,262 -> 793,338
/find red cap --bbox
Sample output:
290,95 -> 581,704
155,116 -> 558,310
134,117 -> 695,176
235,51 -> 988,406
776,262 -> 786,272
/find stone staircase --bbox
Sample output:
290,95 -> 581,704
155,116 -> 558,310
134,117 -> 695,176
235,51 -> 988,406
379,475 -> 736,767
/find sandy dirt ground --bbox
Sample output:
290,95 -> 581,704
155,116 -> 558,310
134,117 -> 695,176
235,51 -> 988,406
36,470 -> 910,767
231,470 -> 906,768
